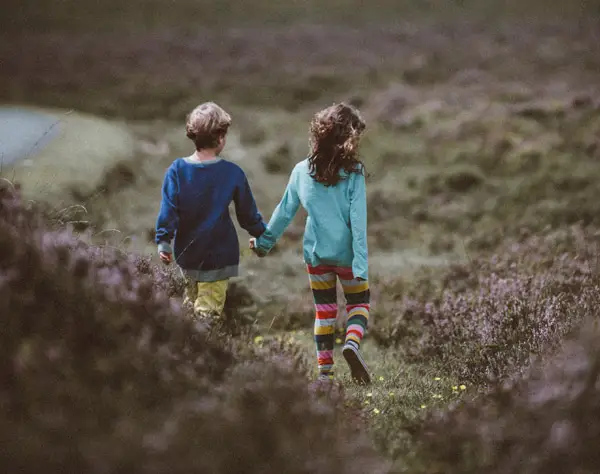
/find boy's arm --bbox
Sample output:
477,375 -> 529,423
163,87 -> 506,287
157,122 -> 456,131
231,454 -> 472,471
255,167 -> 300,255
155,166 -> 179,255
349,171 -> 368,280
233,173 -> 267,238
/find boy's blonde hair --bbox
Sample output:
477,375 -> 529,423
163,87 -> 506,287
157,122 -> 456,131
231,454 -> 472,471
185,102 -> 232,150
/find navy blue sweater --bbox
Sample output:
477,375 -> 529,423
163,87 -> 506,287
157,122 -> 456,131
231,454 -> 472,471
155,157 -> 265,281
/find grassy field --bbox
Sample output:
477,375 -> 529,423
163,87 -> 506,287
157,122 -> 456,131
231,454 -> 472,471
3,1 -> 600,472
3,0 -> 592,33
3,107 -> 137,207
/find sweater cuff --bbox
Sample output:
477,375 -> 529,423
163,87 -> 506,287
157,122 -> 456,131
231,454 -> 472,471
352,264 -> 368,281
158,242 -> 173,254
247,221 -> 267,238
255,229 -> 276,254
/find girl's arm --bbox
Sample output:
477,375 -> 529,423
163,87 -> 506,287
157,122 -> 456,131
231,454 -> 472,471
155,166 -> 179,256
233,172 -> 267,237
254,167 -> 300,255
349,171 -> 368,280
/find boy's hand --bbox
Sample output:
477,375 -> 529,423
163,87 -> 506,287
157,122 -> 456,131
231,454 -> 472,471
159,252 -> 172,265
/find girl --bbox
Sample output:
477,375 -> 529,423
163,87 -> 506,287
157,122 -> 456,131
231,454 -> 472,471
251,103 -> 371,385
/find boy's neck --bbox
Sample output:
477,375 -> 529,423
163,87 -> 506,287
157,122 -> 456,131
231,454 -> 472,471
191,149 -> 219,162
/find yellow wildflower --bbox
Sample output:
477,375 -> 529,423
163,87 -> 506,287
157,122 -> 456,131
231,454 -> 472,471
420,404 -> 427,409
253,335 -> 264,344
364,400 -> 370,405
366,392 -> 373,397
389,392 -> 395,397
335,338 -> 343,344
434,377 -> 441,381
373,408 -> 380,415
460,384 -> 467,390
378,376 -> 385,381
452,386 -> 458,390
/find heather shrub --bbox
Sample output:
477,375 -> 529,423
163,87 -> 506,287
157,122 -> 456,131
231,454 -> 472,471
0,185 -> 234,467
371,227 -> 600,384
441,165 -> 484,193
138,352 -> 387,474
0,186 -> 385,473
411,321 -> 600,474
134,254 -> 187,298
422,165 -> 485,195
135,255 -> 259,337
263,142 -> 294,174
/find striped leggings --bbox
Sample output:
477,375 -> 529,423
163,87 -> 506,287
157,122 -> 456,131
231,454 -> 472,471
307,264 -> 370,376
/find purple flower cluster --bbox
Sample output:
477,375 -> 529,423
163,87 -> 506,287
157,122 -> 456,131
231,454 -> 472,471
415,322 -> 600,474
0,185 -> 384,474
372,226 -> 600,384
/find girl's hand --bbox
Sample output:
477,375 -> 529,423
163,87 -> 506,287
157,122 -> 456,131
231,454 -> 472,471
159,251 -> 172,265
249,238 -> 256,249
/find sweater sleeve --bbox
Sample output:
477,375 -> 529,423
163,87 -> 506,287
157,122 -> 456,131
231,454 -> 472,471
233,172 -> 267,238
155,166 -> 179,254
349,171 -> 368,280
255,167 -> 300,254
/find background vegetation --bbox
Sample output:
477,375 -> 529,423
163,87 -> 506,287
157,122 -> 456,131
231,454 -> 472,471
2,1 -> 600,472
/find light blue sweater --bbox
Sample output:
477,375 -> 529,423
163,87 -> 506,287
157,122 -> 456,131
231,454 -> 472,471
255,159 -> 368,280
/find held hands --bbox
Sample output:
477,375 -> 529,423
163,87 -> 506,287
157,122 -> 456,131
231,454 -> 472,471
249,238 -> 267,257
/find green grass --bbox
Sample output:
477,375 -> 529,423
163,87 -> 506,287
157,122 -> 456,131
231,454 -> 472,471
251,326 -> 474,471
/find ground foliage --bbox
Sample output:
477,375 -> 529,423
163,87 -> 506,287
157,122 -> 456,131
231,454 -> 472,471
0,185 -> 386,474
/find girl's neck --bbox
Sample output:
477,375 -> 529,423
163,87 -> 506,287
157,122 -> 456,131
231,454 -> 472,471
191,149 -> 219,162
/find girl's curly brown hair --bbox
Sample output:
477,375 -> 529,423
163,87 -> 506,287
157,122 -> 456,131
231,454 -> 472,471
308,102 -> 366,186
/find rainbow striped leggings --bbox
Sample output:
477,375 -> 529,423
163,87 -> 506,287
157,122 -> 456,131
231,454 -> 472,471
307,264 -> 370,377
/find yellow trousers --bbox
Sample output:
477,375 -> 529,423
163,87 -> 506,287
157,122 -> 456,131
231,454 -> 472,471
183,279 -> 229,317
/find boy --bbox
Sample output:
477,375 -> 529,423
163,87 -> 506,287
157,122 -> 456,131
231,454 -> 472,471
155,102 -> 266,319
